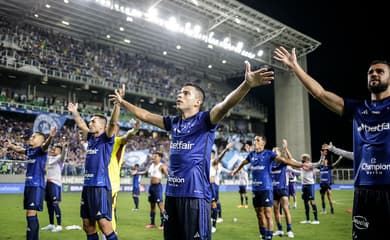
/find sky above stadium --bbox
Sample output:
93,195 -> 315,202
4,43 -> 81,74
237,0 -> 390,160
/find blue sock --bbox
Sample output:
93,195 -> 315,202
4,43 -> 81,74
217,202 -> 222,218
150,211 -> 155,225
211,208 -> 218,227
260,227 -> 266,236
287,223 -> 292,232
26,215 -> 39,240
53,203 -> 61,225
106,232 -> 118,240
87,233 -> 98,240
277,223 -> 282,231
266,230 -> 273,239
134,197 -> 139,209
47,202 -> 54,224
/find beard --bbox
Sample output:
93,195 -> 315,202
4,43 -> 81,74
368,81 -> 388,94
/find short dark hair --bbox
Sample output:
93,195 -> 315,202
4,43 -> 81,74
245,140 -> 252,146
54,144 -> 63,151
34,131 -> 46,139
93,114 -> 107,125
154,151 -> 164,158
370,60 -> 390,67
184,83 -> 206,103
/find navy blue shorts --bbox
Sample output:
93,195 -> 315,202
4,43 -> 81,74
352,187 -> 390,239
288,182 -> 296,196
80,186 -> 112,221
45,182 -> 62,202
148,183 -> 163,203
24,186 -> 45,211
301,184 -> 315,201
273,188 -> 288,201
132,186 -> 140,196
253,190 -> 273,208
239,185 -> 247,194
319,182 -> 331,194
164,196 -> 211,240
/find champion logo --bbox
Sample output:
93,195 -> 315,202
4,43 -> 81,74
29,202 -> 35,206
96,211 -> 102,216
193,232 -> 200,238
265,198 -> 270,202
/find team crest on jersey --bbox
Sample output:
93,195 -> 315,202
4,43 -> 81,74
353,216 -> 369,230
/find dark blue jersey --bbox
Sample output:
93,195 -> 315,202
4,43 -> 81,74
271,161 -> 288,190
83,132 -> 114,188
163,111 -> 217,199
319,165 -> 333,185
344,97 -> 390,186
246,150 -> 277,191
25,146 -> 47,188
133,174 -> 140,188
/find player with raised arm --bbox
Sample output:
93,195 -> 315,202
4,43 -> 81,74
232,135 -> 308,240
41,143 -> 67,233
5,127 -> 56,240
110,61 -> 274,240
274,47 -> 390,238
67,86 -> 121,240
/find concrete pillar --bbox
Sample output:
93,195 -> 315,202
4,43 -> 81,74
274,57 -> 311,159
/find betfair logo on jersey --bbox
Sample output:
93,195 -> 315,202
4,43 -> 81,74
86,148 -> 99,155
251,166 -> 265,170
170,141 -> 194,150
357,122 -> 390,132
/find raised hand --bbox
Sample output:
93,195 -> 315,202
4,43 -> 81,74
118,84 -> 126,98
49,126 -> 57,137
133,119 -> 141,130
67,102 -> 78,113
109,89 -> 124,105
282,139 -> 288,149
273,47 -> 297,69
244,61 -> 274,88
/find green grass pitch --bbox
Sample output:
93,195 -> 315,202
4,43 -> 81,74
0,190 -> 353,239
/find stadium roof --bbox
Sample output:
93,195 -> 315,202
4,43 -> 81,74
0,0 -> 320,80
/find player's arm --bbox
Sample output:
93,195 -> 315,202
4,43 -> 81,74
67,102 -> 89,135
323,142 -> 354,160
312,155 -> 325,168
5,141 -> 25,154
106,86 -> 123,137
282,139 -> 294,159
60,143 -> 68,162
42,127 -> 56,152
287,166 -> 301,175
210,61 -> 274,124
274,47 -> 344,115
118,120 -> 140,145
109,85 -> 165,129
231,159 -> 249,175
332,155 -> 344,167
275,155 -> 305,169
160,164 -> 169,177
136,167 -> 149,176
213,142 -> 234,165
